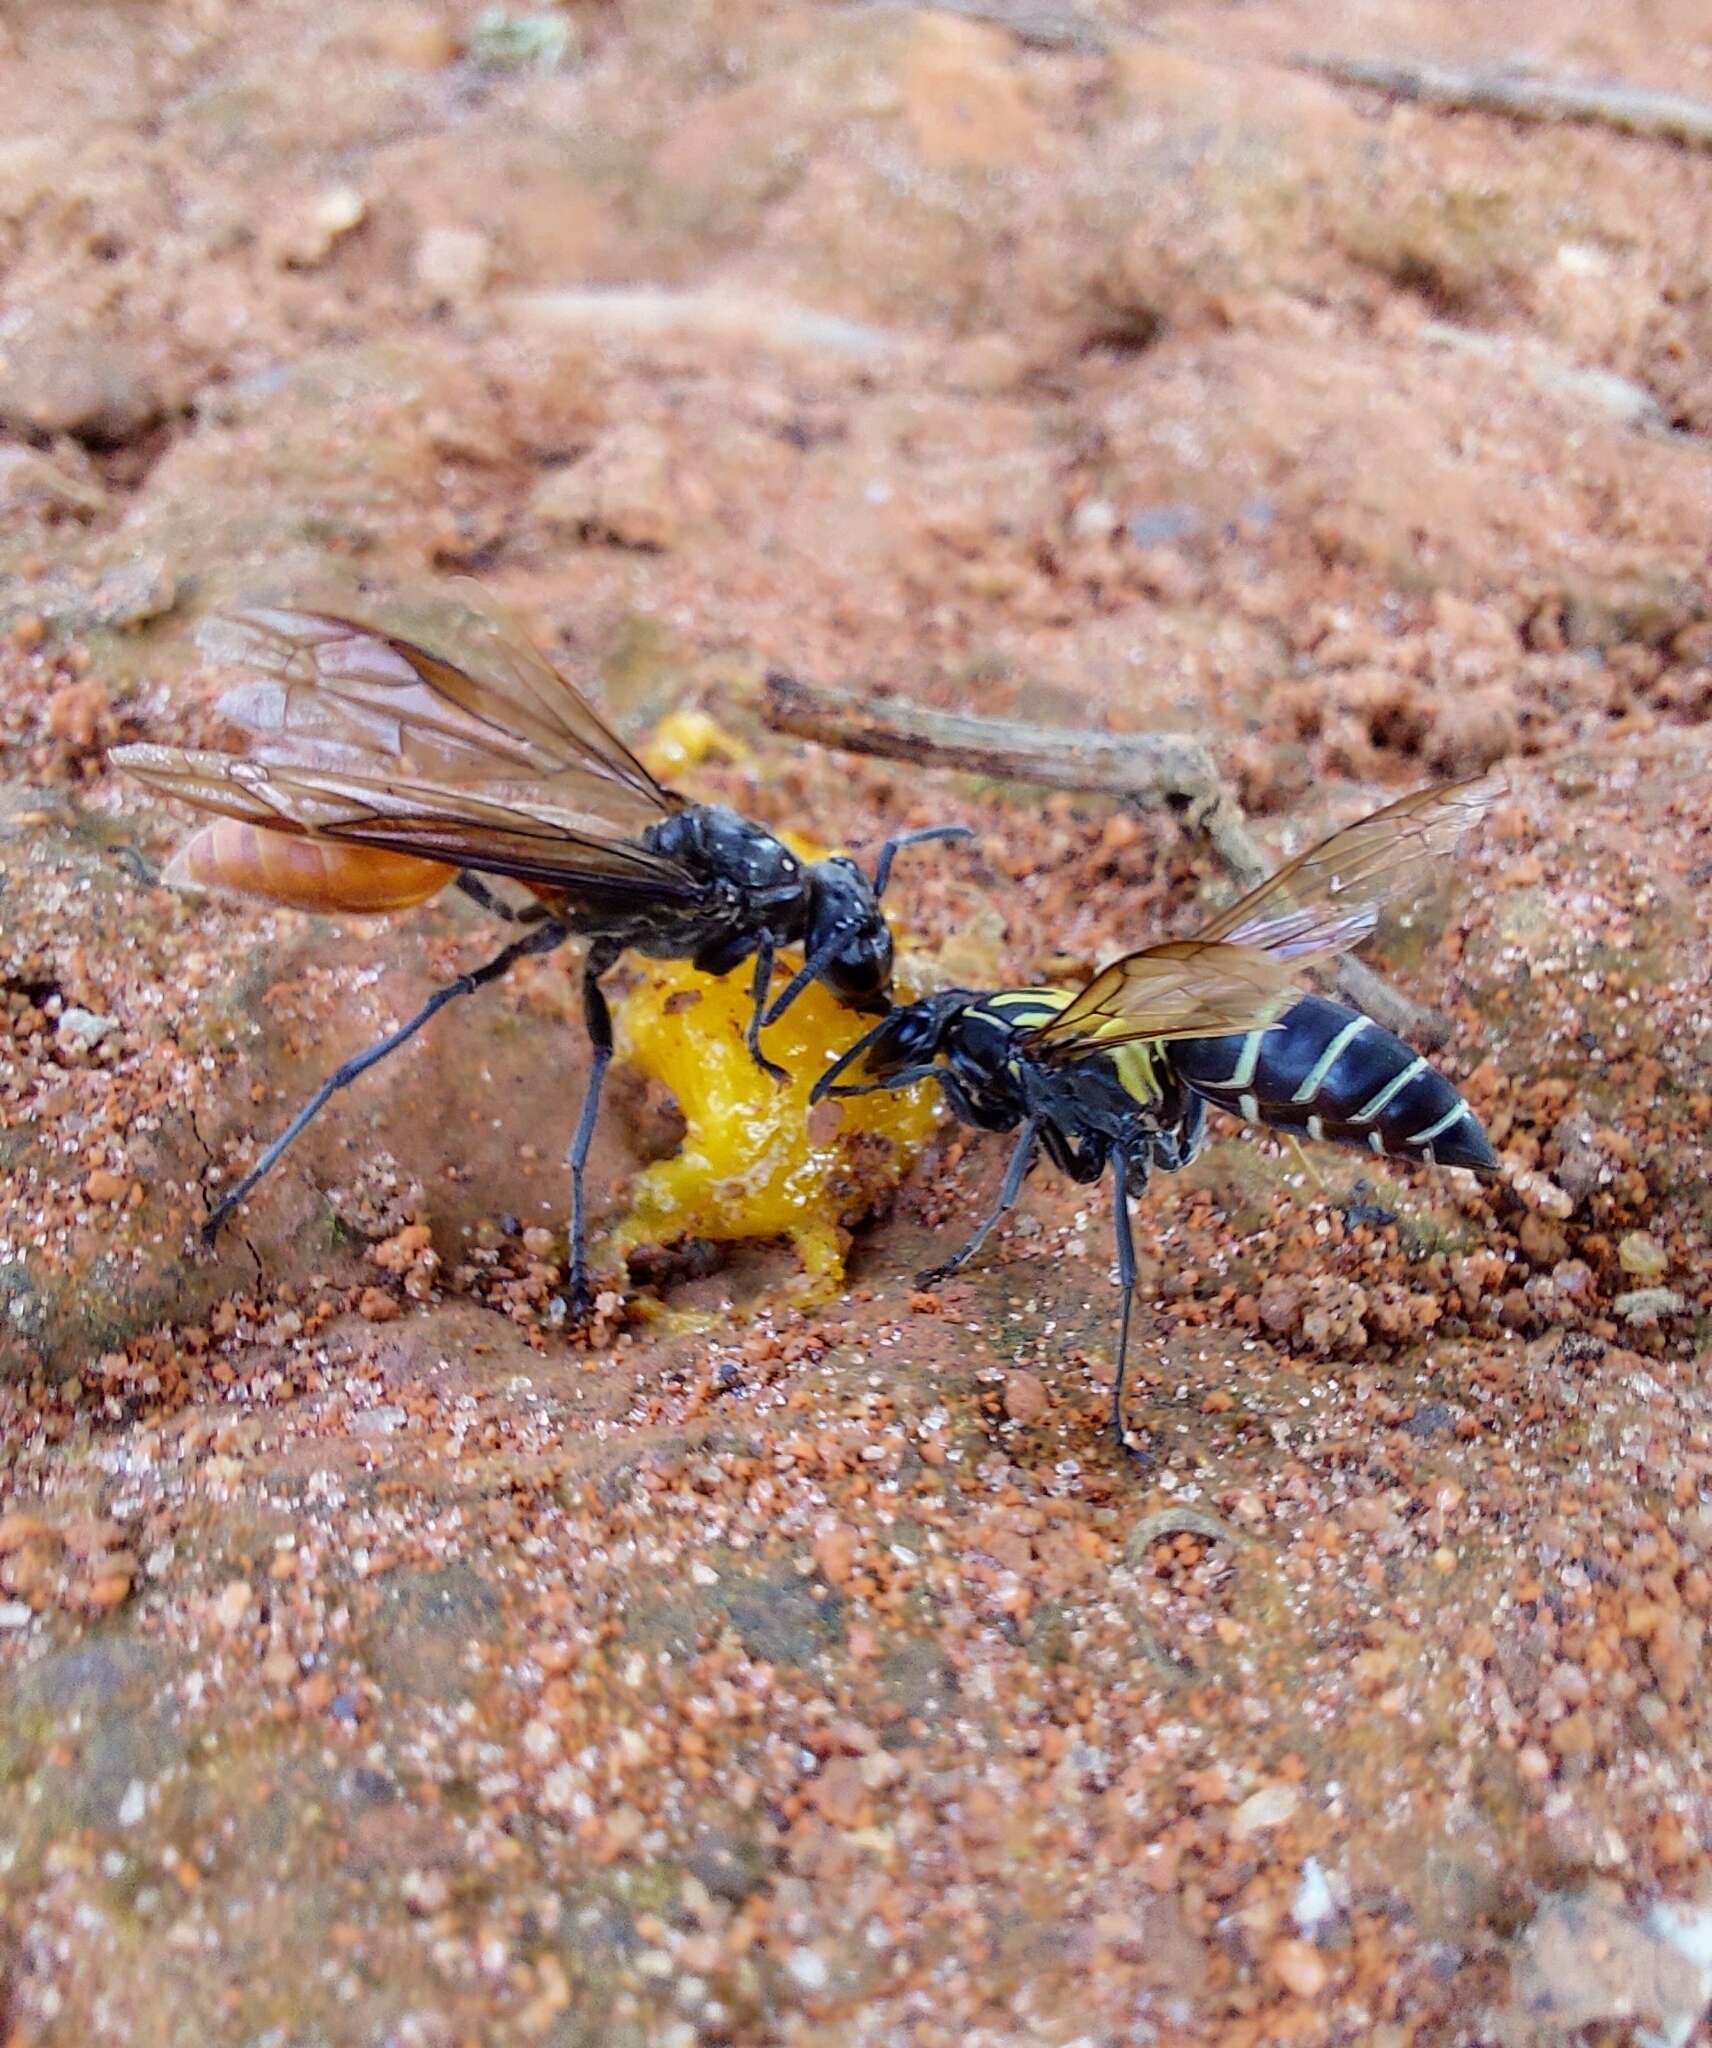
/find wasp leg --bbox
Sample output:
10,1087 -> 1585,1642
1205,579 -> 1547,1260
871,823 -> 973,898
815,1062 -> 945,1101
110,845 -> 162,887
456,872 -> 551,927
201,918 -> 571,1246
760,926 -> 857,1033
743,934 -> 789,1086
565,939 -> 622,1318
917,1118 -> 1039,1288
1109,1150 -> 1145,1460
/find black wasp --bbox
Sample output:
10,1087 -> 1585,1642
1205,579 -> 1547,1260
113,592 -> 967,1307
812,781 -> 1502,1447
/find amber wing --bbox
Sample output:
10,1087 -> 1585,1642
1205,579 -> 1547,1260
1021,778 -> 1500,1060
1019,939 -> 1307,1057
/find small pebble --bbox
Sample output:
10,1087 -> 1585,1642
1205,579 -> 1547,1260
0,1514 -> 49,1552
56,1007 -> 116,1052
1292,1858 -> 1337,1933
813,1525 -> 856,1585
1617,1230 -> 1668,1278
522,1717 -> 560,1763
540,1765 -> 580,1813
352,1404 -> 407,1437
1271,1938 -> 1329,1998
786,1948 -> 830,1992
214,1580 -> 253,1630
1614,1287 -> 1685,1324
401,1868 -> 451,1914
296,1672 -> 336,1715
1231,1783 -> 1300,1838
1004,1371 -> 1049,1424
414,225 -> 492,305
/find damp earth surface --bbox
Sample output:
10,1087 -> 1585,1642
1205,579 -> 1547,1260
3,1 -> 1712,2042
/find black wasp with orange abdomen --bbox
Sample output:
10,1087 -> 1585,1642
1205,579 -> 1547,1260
812,781 -> 1502,1450
112,591 -> 967,1307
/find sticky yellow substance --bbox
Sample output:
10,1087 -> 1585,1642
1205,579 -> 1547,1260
640,709 -> 751,781
608,959 -> 938,1301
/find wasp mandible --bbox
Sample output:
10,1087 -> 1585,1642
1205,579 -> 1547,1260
113,593 -> 968,1306
812,781 -> 1502,1448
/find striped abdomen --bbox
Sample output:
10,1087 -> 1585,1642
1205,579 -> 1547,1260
1168,993 -> 1498,1174
163,819 -> 456,914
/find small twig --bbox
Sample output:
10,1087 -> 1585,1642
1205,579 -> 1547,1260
1297,52 -> 1712,153
765,669 -> 1230,810
767,665 -> 1259,874
857,0 -> 1112,51
762,670 -> 1454,1047
1125,1505 -> 1245,1565
1336,954 -> 1451,1051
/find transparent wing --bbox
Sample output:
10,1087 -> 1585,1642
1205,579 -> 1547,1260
196,597 -> 678,825
1019,939 -> 1306,1058
110,745 -> 700,899
114,589 -> 704,898
1197,777 -> 1503,957
1019,778 -> 1500,1063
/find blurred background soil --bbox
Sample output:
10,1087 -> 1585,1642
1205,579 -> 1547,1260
2,1 -> 1712,2042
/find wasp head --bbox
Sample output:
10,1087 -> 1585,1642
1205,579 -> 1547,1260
811,991 -> 969,1102
802,855 -> 893,1012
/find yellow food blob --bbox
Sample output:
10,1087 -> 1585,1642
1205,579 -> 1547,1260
640,709 -> 751,781
608,959 -> 938,1301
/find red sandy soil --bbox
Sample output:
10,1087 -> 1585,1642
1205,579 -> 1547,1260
3,2 -> 1712,2042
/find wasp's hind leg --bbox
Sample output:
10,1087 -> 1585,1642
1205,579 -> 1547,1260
110,844 -> 162,888
201,918 -> 571,1246
563,940 -> 623,1320
916,1118 -> 1039,1288
455,872 -> 552,927
1108,1150 -> 1147,1462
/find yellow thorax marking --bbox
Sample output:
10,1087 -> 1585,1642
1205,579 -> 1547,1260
979,988 -> 1166,1108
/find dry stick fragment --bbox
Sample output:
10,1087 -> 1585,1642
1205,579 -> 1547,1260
1296,52 -> 1712,152
762,671 -> 1454,1047
883,0 -> 1112,51
1125,1506 -> 1245,1565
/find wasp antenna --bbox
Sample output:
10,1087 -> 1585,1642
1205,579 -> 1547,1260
872,823 -> 973,898
809,1021 -> 890,1103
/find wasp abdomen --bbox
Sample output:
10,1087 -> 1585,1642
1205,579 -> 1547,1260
164,819 -> 455,914
1169,993 -> 1497,1174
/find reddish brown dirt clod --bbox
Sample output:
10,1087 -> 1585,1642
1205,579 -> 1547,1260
1003,1371 -> 1050,1423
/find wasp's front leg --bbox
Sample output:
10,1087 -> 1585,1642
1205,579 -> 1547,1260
916,1117 -> 1041,1288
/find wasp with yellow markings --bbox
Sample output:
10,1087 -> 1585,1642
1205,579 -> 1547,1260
112,591 -> 967,1308
812,781 -> 1502,1448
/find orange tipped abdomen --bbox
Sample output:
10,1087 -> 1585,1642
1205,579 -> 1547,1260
163,820 -> 455,914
